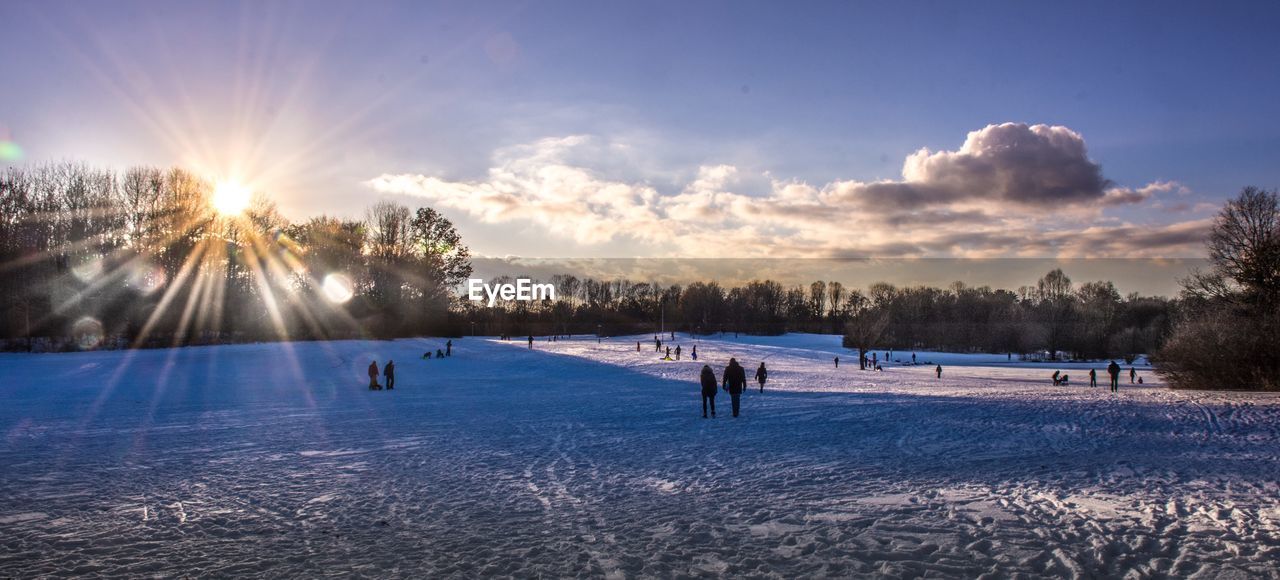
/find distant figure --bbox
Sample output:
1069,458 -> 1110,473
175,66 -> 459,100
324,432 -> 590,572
722,358 -> 747,417
670,331 -> 675,340
755,362 -> 768,392
436,349 -> 445,358
935,365 -> 942,379
872,352 -> 878,367
700,365 -> 718,418
656,338 -> 662,352
1107,360 -> 1121,392
528,335 -> 534,349
1130,367 -> 1136,384
1059,373 -> 1069,386
1138,376 -> 1144,385
885,351 -> 890,362
1008,352 -> 1012,361
665,346 -> 671,359
1052,370 -> 1061,386
1089,368 -> 1097,388
691,345 -> 698,360
637,341 -> 641,352
912,352 -> 917,365
384,360 -> 395,390
834,356 -> 839,368
675,345 -> 682,360
423,351 -> 431,360
368,361 -> 380,390
446,340 -> 453,357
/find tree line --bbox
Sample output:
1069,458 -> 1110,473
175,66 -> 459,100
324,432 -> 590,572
462,271 -> 1177,363
0,163 -> 472,350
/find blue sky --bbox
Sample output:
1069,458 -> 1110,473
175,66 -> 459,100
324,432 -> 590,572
2,0 -> 1279,259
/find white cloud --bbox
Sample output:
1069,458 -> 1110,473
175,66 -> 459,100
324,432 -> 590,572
366,125 -> 1209,258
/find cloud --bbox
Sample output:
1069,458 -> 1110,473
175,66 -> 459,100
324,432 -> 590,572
366,125 -> 1208,258
1101,180 -> 1188,207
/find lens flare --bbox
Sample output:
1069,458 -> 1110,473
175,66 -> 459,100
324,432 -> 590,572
126,262 -> 167,295
71,317 -> 104,350
322,273 -> 354,304
0,141 -> 22,161
70,255 -> 105,283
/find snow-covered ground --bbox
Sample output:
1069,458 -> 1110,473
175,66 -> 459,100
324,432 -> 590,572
2,333 -> 1279,577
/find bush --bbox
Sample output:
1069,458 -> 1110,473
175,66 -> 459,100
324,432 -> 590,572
1155,307 -> 1280,391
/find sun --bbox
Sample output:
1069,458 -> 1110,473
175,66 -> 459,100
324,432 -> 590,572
211,180 -> 252,216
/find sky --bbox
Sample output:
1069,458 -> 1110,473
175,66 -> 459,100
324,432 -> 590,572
3,0 -> 1280,265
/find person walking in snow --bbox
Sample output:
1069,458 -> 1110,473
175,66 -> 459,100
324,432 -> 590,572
691,345 -> 698,361
637,341 -> 641,352
368,361 -> 380,390
1129,367 -> 1136,384
675,345 -> 682,360
912,352 -> 917,365
384,360 -> 395,390
935,364 -> 942,379
656,337 -> 662,352
700,365 -> 718,418
722,358 -> 747,417
1089,368 -> 1097,388
665,346 -> 671,359
1107,360 -> 1121,392
834,356 -> 839,369
528,335 -> 534,349
446,340 -> 452,357
755,362 -> 768,393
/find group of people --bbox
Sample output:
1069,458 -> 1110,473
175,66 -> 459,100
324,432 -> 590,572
421,340 -> 453,360
366,341 -> 459,390
698,360 -> 772,418
368,360 -> 395,390
1079,361 -> 1141,392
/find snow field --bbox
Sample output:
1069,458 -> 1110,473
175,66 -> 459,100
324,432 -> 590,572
1,333 -> 1278,577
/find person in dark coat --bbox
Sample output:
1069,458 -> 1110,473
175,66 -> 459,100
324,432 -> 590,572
722,358 -> 747,417
1089,368 -> 1097,388
637,341 -> 641,352
834,356 -> 839,368
700,365 -> 718,418
528,335 -> 534,349
1129,367 -> 1136,384
691,345 -> 698,360
755,362 -> 768,393
436,349 -> 445,358
1052,370 -> 1061,386
368,361 -> 380,390
1107,360 -> 1121,392
446,340 -> 452,357
384,360 -> 395,390
935,364 -> 942,378
675,345 -> 682,360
